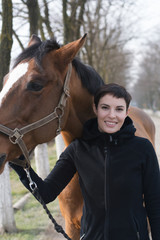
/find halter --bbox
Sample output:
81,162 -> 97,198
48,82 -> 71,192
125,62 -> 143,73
0,63 -> 72,169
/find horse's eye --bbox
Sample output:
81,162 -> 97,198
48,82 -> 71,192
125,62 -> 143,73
27,82 -> 43,91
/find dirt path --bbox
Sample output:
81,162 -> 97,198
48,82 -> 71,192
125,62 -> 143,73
40,211 -> 65,240
41,114 -> 160,240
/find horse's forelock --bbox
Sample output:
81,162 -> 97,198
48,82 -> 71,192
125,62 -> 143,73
13,38 -> 60,69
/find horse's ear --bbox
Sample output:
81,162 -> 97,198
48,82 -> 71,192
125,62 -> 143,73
28,34 -> 41,47
55,33 -> 87,66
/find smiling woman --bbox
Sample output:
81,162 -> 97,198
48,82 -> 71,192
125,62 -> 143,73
93,95 -> 128,133
93,84 -> 132,134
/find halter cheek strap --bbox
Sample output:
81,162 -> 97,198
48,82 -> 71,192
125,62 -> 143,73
0,63 -> 72,169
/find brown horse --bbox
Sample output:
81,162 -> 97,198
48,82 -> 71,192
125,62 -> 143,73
0,34 -> 155,240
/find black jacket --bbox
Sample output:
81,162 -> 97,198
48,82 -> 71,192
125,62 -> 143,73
12,117 -> 160,240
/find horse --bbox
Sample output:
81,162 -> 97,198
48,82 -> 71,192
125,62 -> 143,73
0,34 -> 155,240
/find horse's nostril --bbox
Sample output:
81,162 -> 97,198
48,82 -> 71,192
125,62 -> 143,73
0,153 -> 6,167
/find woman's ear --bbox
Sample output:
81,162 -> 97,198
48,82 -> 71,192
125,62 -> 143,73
93,103 -> 97,116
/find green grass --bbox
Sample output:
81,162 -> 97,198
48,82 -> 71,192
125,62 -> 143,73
1,141 -> 60,240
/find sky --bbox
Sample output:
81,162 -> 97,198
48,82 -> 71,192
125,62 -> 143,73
126,0 -> 160,52
138,0 -> 160,35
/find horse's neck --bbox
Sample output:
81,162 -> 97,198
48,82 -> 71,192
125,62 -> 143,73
62,79 -> 95,145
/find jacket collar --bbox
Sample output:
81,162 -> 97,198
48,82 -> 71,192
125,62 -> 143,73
82,116 -> 136,145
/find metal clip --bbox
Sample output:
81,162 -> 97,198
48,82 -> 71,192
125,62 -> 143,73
24,168 -> 37,192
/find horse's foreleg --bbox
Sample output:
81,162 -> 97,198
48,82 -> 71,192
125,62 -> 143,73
58,173 -> 83,240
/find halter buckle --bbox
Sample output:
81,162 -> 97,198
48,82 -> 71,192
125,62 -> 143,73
64,88 -> 70,97
9,128 -> 23,144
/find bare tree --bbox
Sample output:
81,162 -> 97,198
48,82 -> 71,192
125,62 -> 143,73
132,42 -> 160,110
82,0 -> 134,86
63,0 -> 87,44
0,164 -> 17,233
0,0 -> 13,88
24,0 -> 39,36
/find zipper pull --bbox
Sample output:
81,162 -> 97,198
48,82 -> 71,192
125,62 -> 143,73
80,233 -> 85,239
104,147 -> 107,155
137,232 -> 140,240
109,135 -> 113,142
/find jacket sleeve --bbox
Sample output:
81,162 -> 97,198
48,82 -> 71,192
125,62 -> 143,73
143,140 -> 160,240
10,142 -> 77,204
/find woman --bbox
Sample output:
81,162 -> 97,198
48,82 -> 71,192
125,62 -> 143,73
10,83 -> 160,240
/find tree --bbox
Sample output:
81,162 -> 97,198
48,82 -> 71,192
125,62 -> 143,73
55,134 -> 65,158
0,0 -> 17,234
81,0 -> 134,86
34,143 -> 50,179
0,164 -> 17,233
132,41 -> 160,110
0,0 -> 13,89
63,0 -> 87,44
25,0 -> 39,36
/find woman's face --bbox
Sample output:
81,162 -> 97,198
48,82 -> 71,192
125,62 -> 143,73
93,94 -> 128,134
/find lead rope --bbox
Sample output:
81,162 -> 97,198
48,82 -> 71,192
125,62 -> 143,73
24,168 -> 72,240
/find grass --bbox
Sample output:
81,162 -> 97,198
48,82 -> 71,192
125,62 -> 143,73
1,141 -> 60,240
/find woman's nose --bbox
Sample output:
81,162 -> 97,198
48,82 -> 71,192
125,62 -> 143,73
108,109 -> 116,118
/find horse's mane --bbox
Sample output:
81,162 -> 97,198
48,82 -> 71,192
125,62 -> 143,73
72,58 -> 104,94
13,38 -> 104,95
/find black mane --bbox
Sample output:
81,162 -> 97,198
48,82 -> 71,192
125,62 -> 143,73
13,39 -> 60,69
72,58 -> 104,94
13,38 -> 104,95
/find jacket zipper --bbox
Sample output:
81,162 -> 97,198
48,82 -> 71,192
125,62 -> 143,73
104,146 -> 110,240
104,146 -> 108,211
134,217 -> 140,240
80,233 -> 85,239
137,231 -> 140,240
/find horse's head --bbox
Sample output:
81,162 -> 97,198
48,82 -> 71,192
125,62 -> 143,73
0,34 -> 87,173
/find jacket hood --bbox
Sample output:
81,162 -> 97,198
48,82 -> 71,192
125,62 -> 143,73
82,116 -> 136,144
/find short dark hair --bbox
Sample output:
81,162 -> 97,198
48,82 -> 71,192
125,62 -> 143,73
94,83 -> 132,110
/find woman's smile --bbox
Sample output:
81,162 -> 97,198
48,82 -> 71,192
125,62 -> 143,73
104,121 -> 117,127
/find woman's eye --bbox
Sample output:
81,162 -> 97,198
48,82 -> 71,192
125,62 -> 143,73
102,106 -> 108,110
27,82 -> 43,91
116,108 -> 123,111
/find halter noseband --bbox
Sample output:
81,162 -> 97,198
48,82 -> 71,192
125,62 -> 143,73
0,63 -> 72,169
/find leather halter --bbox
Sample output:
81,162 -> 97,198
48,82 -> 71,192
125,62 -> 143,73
0,63 -> 72,169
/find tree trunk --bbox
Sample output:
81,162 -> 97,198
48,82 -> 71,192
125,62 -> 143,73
0,0 -> 13,89
0,0 -> 16,234
26,0 -> 39,36
34,144 -> 50,179
63,0 -> 87,44
0,164 -> 17,233
42,0 -> 54,38
55,134 -> 65,158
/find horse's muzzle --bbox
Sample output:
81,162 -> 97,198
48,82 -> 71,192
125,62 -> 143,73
0,153 -> 6,168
